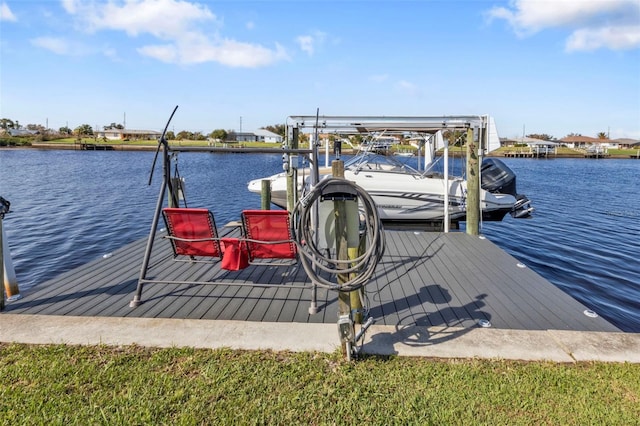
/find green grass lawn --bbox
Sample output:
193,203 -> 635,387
1,344 -> 638,424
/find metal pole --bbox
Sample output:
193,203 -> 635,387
479,118 -> 488,230
443,131 -> 450,233
130,143 -> 170,307
308,115 -> 322,315
286,127 -> 299,212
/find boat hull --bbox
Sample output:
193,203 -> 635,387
248,169 -> 517,224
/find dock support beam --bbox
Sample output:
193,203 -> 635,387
466,128 -> 480,236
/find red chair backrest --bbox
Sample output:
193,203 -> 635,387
163,208 -> 222,258
241,210 -> 296,260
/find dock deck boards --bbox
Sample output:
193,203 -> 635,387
2,230 -> 620,332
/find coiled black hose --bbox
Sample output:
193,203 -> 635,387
291,178 -> 385,291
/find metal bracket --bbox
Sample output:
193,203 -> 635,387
337,314 -> 354,343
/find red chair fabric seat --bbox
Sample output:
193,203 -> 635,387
241,210 -> 297,263
163,208 -> 222,259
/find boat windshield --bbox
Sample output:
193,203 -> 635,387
343,152 -> 421,175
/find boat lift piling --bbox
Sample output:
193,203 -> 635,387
466,127 -> 480,236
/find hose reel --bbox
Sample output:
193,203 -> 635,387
292,177 -> 385,292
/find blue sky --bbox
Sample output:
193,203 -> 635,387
1,0 -> 639,139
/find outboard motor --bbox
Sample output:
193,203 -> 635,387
481,158 -> 517,196
481,158 -> 534,218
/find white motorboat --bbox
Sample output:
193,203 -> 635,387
247,115 -> 533,225
248,151 -> 533,224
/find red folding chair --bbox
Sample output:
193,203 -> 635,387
163,208 -> 223,261
241,210 -> 297,265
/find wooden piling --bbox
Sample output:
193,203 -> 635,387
332,160 -> 350,315
260,180 -> 271,210
466,128 -> 480,236
332,160 -> 363,332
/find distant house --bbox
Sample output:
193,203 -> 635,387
502,136 -> 556,146
234,129 -> 283,143
560,135 -> 609,149
234,132 -> 258,142
613,138 -> 640,149
94,128 -> 162,140
8,129 -> 39,136
254,129 -> 283,143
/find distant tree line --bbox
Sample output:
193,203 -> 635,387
3,116 -> 615,142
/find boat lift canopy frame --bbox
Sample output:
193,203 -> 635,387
285,114 -> 491,232
286,115 -> 487,138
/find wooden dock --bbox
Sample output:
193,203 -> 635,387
2,229 -> 619,332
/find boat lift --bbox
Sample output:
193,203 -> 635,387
284,114 -> 493,233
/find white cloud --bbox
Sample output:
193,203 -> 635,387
296,35 -> 314,55
369,74 -> 389,83
75,0 -> 216,39
31,37 -> 77,55
31,35 -> 117,59
60,0 -> 288,67
61,0 -> 80,14
102,46 -> 120,61
566,26 -> 640,52
487,0 -> 640,51
395,80 -> 421,96
140,35 -> 289,67
137,44 -> 178,63
1,2 -> 16,21
296,31 -> 327,56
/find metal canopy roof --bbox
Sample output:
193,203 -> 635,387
287,115 -> 487,134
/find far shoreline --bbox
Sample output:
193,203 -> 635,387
2,142 -> 639,159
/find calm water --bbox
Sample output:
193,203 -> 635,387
1,149 -> 639,332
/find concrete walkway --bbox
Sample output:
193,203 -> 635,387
1,314 -> 639,363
